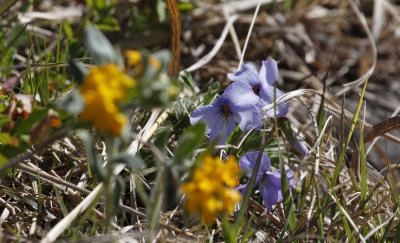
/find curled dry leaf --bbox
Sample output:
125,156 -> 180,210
1,94 -> 33,132
30,110 -> 62,144
15,94 -> 33,117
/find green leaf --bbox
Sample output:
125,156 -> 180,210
313,178 -> 324,239
63,21 -> 77,42
94,0 -> 107,9
77,130 -> 108,181
148,171 -> 164,238
317,94 -> 326,134
0,47 -> 16,76
154,126 -> 172,150
85,25 -> 115,65
322,77 -> 370,217
108,154 -> 145,170
156,0 -> 167,22
0,140 -> 29,158
359,121 -> 367,209
241,226 -> 255,243
141,50 -> 171,80
334,197 -> 355,242
234,150 -> 264,238
53,185 -> 68,217
0,153 -> 7,168
395,218 -> 400,241
135,176 -> 150,208
97,17 -> 120,32
199,80 -> 220,105
37,62 -> 50,107
0,133 -> 11,144
2,24 -> 26,59
281,118 -> 295,143
178,3 -> 196,11
179,70 -> 196,92
331,78 -> 369,187
69,61 -> 88,84
114,176 -> 125,210
0,0 -> 18,18
152,50 -> 171,73
164,169 -> 178,211
0,115 -> 10,129
173,123 -> 205,164
283,0 -> 293,10
273,85 -> 296,233
0,95 -> 10,113
277,204 -> 295,242
56,90 -> 84,114
222,219 -> 236,243
173,98 -> 191,120
11,106 -> 49,136
106,176 -> 125,225
382,203 -> 398,241
280,167 -> 297,232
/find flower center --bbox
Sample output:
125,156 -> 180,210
260,174 -> 270,189
252,85 -> 260,95
222,105 -> 231,115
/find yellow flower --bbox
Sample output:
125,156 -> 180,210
181,155 -> 241,225
124,50 -> 162,74
148,55 -> 161,70
79,64 -> 135,136
124,50 -> 142,66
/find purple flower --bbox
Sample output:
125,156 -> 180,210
294,137 -> 309,155
227,59 -> 289,117
237,151 -> 296,211
190,82 -> 261,145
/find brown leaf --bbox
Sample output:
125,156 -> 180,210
351,116 -> 400,179
30,111 -> 61,144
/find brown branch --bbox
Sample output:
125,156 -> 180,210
165,0 -> 181,77
351,116 -> 400,179
364,116 -> 400,143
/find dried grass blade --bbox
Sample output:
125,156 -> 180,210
186,15 -> 238,72
372,0 -> 385,39
364,208 -> 398,241
331,77 -> 369,188
41,109 -> 169,242
237,0 -> 262,69
0,0 -> 18,19
328,191 -> 366,243
342,0 -> 376,87
366,108 -> 400,155
261,89 -> 314,115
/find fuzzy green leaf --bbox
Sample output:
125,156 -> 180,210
179,70 -> 196,92
56,90 -> 84,114
77,130 -> 108,181
156,0 -> 167,22
173,123 -> 205,164
69,61 -> 88,84
108,154 -> 145,170
85,25 -> 115,65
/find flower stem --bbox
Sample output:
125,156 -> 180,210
234,122 -> 267,237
